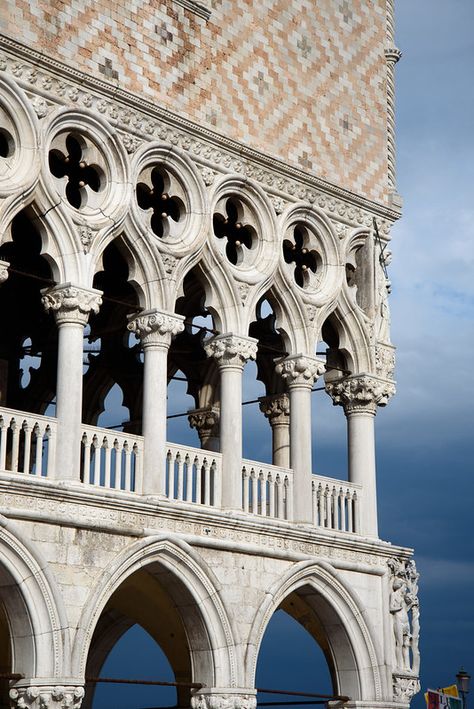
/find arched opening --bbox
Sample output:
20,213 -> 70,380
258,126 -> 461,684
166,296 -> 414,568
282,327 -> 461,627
0,602 -> 11,709
84,557 -> 219,709
0,209 -> 57,415
86,238 -> 142,434
256,608 -> 332,703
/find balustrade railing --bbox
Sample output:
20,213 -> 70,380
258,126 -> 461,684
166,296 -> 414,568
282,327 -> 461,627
81,425 -> 143,493
0,407 -> 56,477
242,461 -> 293,521
165,443 -> 221,507
312,476 -> 360,533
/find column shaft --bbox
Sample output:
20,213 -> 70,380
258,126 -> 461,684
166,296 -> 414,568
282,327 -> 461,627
288,384 -> 313,522
272,421 -> 290,468
142,343 -> 168,494
347,410 -> 377,536
220,364 -> 244,508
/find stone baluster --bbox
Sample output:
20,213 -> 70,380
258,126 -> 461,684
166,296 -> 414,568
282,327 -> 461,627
326,373 -> 395,537
127,309 -> 184,495
275,355 -> 326,523
204,334 -> 257,510
42,283 -> 102,481
258,393 -> 290,468
188,405 -> 220,452
9,684 -> 85,709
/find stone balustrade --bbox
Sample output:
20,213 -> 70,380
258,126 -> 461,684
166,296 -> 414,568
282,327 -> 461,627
0,406 -> 362,534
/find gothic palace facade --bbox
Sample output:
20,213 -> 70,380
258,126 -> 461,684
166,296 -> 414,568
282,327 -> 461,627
0,1 -> 420,708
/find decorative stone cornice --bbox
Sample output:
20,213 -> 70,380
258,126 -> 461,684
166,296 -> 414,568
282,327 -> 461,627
9,685 -> 85,709
41,284 -> 102,326
191,693 -> 256,709
326,374 -> 395,414
0,37 -> 401,223
127,309 -> 184,348
275,355 -> 325,389
259,393 -> 290,425
0,260 -> 9,284
392,674 -> 421,704
204,334 -> 258,369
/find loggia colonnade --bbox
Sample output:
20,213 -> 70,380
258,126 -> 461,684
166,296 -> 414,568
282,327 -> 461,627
0,0 -> 421,707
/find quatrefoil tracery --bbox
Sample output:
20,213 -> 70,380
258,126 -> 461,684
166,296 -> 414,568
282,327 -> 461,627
48,133 -> 103,209
136,165 -> 185,239
283,224 -> 319,289
213,197 -> 256,266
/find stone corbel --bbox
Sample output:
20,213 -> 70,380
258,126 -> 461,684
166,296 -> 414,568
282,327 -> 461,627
392,674 -> 421,704
9,685 -> 85,709
127,308 -> 185,348
204,334 -> 258,369
326,373 -> 395,414
42,283 -> 102,326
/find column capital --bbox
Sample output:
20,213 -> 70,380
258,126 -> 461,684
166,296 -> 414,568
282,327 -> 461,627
0,259 -> 9,283
275,354 -> 325,389
191,690 -> 257,709
188,405 -> 220,444
127,308 -> 184,348
259,393 -> 290,425
326,373 -> 395,414
204,333 -> 257,369
9,685 -> 85,709
42,283 -> 102,326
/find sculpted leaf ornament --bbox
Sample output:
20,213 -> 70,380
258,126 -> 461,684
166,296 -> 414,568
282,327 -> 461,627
204,334 -> 258,367
276,355 -> 326,387
127,309 -> 185,347
42,284 -> 103,326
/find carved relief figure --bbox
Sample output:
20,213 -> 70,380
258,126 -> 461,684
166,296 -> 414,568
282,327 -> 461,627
375,248 -> 392,344
388,558 -> 420,674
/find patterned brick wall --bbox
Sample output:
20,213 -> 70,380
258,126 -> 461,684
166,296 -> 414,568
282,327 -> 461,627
0,0 -> 390,204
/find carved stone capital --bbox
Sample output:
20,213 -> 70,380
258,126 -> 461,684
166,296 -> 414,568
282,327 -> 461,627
127,309 -> 185,348
191,692 -> 257,709
188,405 -> 220,445
392,674 -> 420,703
42,284 -> 102,326
204,334 -> 258,369
259,393 -> 290,425
0,260 -> 9,284
326,374 -> 395,413
9,685 -> 85,709
275,355 -> 325,389
385,47 -> 403,64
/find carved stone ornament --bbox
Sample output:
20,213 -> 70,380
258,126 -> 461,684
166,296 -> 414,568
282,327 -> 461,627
127,309 -> 185,348
204,334 -> 258,368
200,166 -> 216,186
42,284 -> 103,326
392,674 -> 421,704
259,393 -> 290,425
188,405 -> 220,444
375,342 -> 396,380
326,374 -> 396,413
0,260 -> 9,284
191,693 -> 257,709
388,557 -> 420,677
120,132 -> 141,153
9,685 -> 85,709
275,355 -> 325,388
78,225 -> 93,253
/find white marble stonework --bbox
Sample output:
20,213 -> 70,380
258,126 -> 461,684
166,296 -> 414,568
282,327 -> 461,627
0,1 -> 416,706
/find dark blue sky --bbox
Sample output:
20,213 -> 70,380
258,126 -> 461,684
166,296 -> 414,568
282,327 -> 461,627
94,1 -> 474,706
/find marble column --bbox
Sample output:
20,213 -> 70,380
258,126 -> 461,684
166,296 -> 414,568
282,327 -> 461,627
9,684 -> 85,709
258,393 -> 290,468
127,309 -> 184,495
276,355 -> 325,523
188,405 -> 220,452
0,261 -> 9,406
326,374 -> 395,537
42,283 -> 102,481
204,334 -> 257,510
